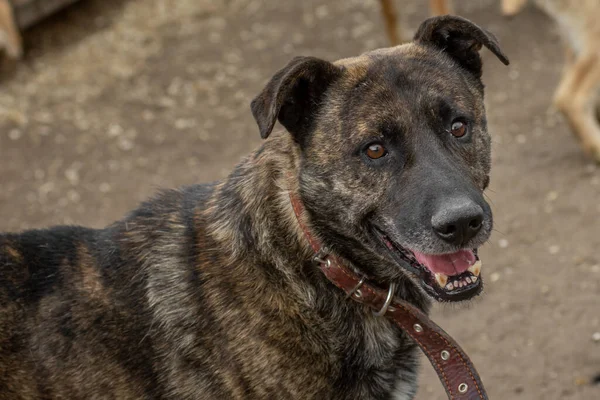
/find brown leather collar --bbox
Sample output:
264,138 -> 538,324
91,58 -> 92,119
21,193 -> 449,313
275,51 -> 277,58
290,193 -> 488,400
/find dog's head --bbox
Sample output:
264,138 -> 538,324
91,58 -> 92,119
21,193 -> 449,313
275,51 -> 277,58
251,16 -> 509,303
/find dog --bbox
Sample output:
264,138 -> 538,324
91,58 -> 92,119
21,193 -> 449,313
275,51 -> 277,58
0,15 -> 508,399
0,0 -> 22,59
502,0 -> 600,161
379,0 -> 452,45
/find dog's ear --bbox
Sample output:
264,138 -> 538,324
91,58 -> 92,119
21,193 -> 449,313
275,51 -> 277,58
251,56 -> 342,140
413,16 -> 509,78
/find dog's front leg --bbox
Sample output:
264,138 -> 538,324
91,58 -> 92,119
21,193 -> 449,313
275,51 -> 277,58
429,0 -> 452,16
379,0 -> 402,45
553,50 -> 600,162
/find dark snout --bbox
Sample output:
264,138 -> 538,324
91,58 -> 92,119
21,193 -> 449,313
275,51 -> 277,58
431,197 -> 486,247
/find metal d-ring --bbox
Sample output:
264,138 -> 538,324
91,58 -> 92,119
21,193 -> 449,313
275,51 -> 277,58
346,275 -> 367,300
373,282 -> 397,317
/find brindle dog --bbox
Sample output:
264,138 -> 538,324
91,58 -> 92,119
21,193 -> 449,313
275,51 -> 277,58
0,16 -> 508,400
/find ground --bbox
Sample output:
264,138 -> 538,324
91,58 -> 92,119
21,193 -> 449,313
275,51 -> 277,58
0,0 -> 598,399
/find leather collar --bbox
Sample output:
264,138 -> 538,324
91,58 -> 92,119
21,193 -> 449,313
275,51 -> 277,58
289,192 -> 488,400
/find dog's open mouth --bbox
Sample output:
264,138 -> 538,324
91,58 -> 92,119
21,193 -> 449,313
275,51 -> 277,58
372,227 -> 482,302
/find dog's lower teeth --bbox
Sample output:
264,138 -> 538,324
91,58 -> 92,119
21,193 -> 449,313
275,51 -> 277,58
435,273 -> 448,288
443,274 -> 479,293
467,260 -> 482,277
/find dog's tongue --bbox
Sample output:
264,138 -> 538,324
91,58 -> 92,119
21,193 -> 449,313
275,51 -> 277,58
412,249 -> 476,276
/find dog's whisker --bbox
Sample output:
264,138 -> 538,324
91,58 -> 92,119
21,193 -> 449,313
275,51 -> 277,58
491,228 -> 507,236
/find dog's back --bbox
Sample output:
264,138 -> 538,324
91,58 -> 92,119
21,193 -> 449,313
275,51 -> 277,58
0,188 -> 200,398
503,0 -> 600,56
534,0 -> 600,53
0,226 -> 156,398
503,0 -> 600,160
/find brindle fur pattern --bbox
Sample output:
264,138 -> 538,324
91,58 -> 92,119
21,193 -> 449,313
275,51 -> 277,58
0,16 -> 508,400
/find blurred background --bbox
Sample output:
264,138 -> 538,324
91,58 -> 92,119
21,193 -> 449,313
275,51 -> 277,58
0,0 -> 598,399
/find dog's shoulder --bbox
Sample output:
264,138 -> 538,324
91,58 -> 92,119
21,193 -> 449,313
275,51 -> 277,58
122,184 -> 214,229
0,183 -> 216,305
114,183 -> 216,255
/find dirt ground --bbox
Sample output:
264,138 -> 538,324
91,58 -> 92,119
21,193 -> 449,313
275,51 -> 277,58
0,0 -> 598,398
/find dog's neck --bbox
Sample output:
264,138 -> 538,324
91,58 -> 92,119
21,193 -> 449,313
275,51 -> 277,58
205,135 -> 321,291
206,135 -> 426,307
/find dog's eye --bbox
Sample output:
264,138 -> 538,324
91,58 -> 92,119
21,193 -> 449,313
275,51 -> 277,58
450,120 -> 467,138
365,143 -> 387,159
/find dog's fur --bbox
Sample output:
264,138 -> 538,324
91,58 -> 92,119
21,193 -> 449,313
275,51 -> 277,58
379,0 -> 452,45
503,0 -> 600,161
0,16 -> 507,399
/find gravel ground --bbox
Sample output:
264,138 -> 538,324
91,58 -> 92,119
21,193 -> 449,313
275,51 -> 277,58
0,0 -> 598,399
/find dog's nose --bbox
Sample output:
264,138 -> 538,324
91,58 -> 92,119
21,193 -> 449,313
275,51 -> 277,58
431,199 -> 484,247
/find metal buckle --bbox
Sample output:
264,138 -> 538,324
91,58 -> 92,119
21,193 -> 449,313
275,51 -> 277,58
373,282 -> 397,317
345,275 -> 367,300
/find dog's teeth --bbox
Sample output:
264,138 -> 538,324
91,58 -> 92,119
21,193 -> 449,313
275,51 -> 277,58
468,260 -> 482,277
465,277 -> 472,284
435,273 -> 448,288
446,282 -> 454,290
471,276 -> 478,283
454,280 -> 459,288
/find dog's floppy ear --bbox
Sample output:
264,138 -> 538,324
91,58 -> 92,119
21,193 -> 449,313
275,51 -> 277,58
251,56 -> 342,140
413,16 -> 509,78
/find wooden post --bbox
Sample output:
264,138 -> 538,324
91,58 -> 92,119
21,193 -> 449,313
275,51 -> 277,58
10,0 -> 80,29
